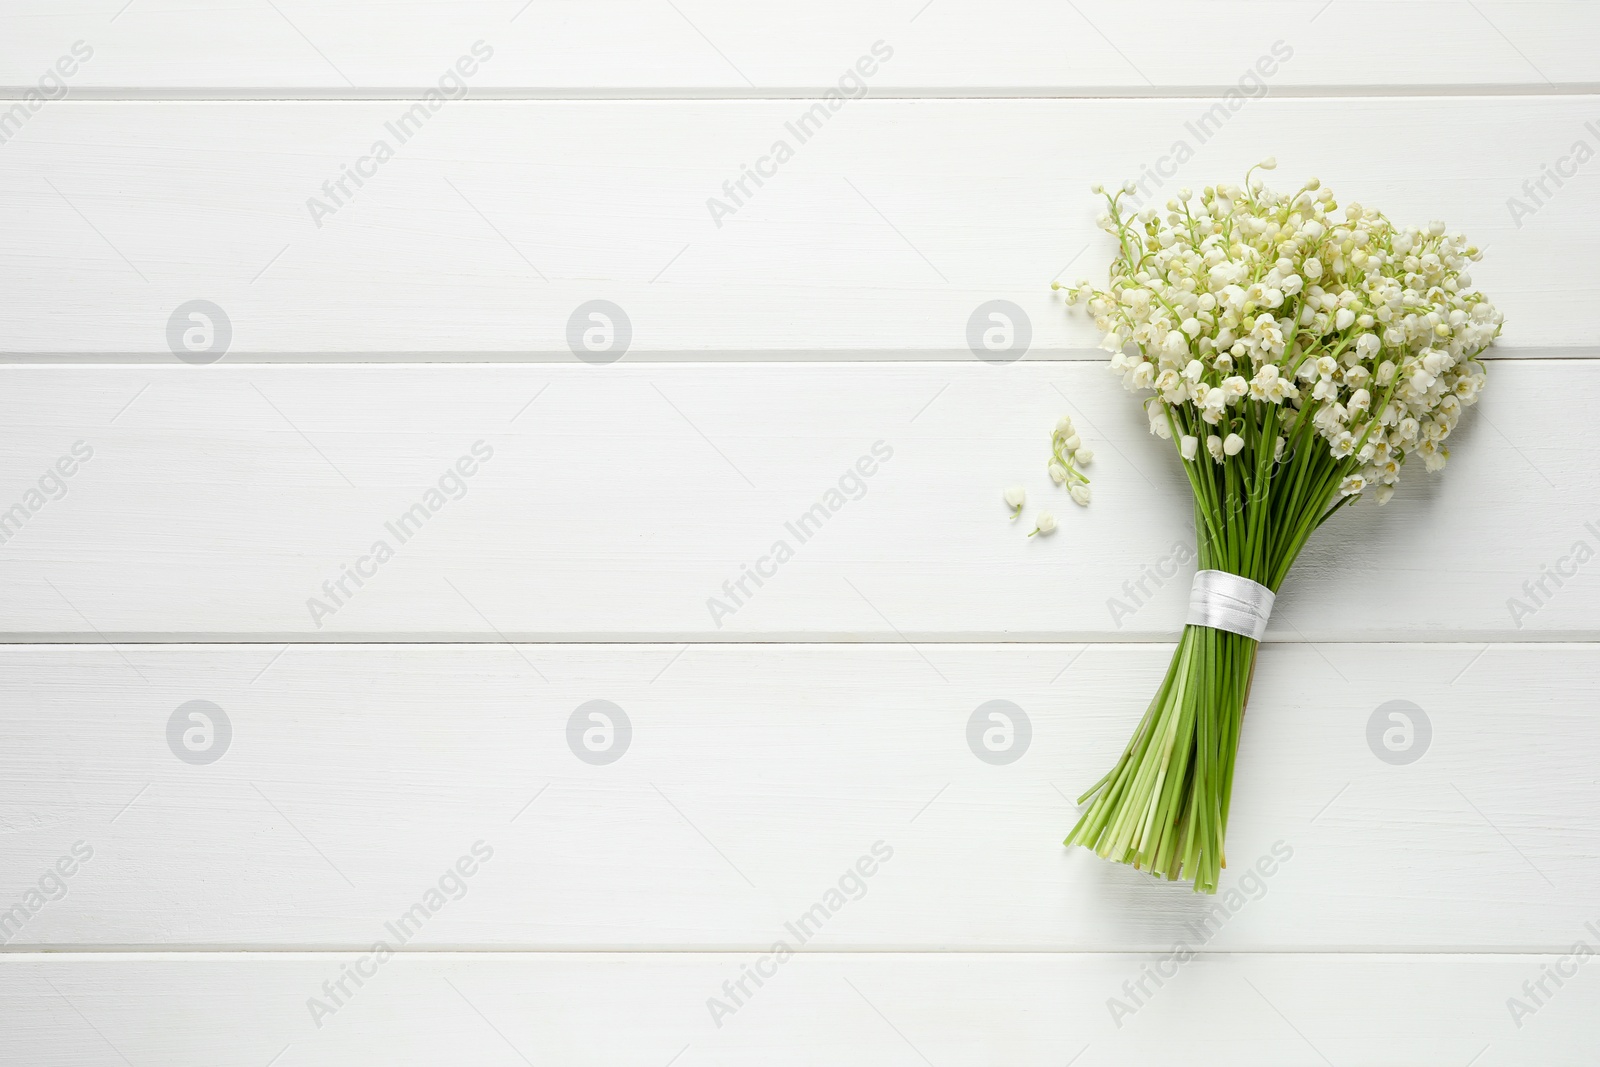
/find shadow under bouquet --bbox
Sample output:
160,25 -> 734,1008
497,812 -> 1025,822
1058,160 -> 1502,892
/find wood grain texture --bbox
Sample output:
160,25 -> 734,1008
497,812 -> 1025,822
2,14 -> 1595,1062
0,2 -> 1593,94
0,98 -> 1586,357
1,643 -> 1594,950
4,952 -> 1594,1064
0,361 -> 1591,640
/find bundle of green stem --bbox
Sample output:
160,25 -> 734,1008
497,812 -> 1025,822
1062,400 -> 1364,893
1056,163 -> 1500,892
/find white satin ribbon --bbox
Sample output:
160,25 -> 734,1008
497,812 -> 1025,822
1186,570 -> 1275,641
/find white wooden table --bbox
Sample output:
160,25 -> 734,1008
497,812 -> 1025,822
2,3 -> 1597,1063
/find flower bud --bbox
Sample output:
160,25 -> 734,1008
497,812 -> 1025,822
1030,512 -> 1058,536
1069,484 -> 1091,507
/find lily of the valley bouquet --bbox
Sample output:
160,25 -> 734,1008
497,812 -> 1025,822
1057,160 -> 1501,893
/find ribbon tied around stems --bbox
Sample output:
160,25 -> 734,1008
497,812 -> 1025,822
1186,569 -> 1275,641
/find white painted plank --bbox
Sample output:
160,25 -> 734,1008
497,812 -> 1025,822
0,361 -> 1591,640
0,98 -> 1587,357
0,2 -> 1593,94
4,952 -> 1594,1064
1,643 -> 1595,950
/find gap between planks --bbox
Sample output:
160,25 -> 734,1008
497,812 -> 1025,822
0,348 -> 1593,363
1,638 -> 1597,646
3,948 -> 1596,957
3,86 -> 1600,101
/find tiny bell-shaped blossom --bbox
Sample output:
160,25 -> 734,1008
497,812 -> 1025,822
1055,415 -> 1074,435
1029,511 -> 1058,536
1066,166 -> 1499,502
1069,483 -> 1091,507
1004,485 -> 1026,519
1048,463 -> 1067,485
1074,448 -> 1094,465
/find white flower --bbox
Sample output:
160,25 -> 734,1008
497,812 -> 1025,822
1074,448 -> 1094,465
1029,511 -> 1058,536
1069,483 -> 1091,507
1061,433 -> 1081,451
1376,484 -> 1396,505
1070,167 -> 1498,495
1055,416 -> 1075,435
1180,434 -> 1199,460
1223,433 -> 1244,456
1048,463 -> 1067,485
1004,485 -> 1026,519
